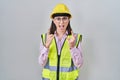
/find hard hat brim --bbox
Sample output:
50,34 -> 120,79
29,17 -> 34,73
51,13 -> 72,19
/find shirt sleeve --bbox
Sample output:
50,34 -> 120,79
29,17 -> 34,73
70,42 -> 83,68
38,40 -> 49,66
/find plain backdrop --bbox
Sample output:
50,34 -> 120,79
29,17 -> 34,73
0,0 -> 120,80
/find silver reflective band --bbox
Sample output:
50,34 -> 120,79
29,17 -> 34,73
60,66 -> 77,72
42,77 -> 50,80
44,63 -> 57,71
44,60 -> 57,71
44,60 -> 77,72
42,77 -> 78,80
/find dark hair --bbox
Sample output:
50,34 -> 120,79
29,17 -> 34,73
52,13 -> 71,19
49,21 -> 72,35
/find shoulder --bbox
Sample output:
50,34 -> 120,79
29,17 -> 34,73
74,33 -> 82,37
41,33 -> 47,38
74,33 -> 82,42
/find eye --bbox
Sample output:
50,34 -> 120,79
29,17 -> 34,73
56,18 -> 61,21
63,17 -> 68,20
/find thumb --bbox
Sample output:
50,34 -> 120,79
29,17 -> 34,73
47,29 -> 50,35
67,37 -> 70,41
73,34 -> 77,39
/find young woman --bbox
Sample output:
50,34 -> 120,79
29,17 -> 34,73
39,3 -> 83,80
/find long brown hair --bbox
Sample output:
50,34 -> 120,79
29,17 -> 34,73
49,21 -> 72,35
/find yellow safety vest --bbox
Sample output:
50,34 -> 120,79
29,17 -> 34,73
41,33 -> 82,80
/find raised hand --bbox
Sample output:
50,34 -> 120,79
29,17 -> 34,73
67,31 -> 77,49
45,29 -> 54,48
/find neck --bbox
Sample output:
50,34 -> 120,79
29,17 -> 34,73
56,30 -> 66,40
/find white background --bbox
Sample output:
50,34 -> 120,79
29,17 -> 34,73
0,0 -> 120,80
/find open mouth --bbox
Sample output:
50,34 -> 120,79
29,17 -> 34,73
59,25 -> 64,28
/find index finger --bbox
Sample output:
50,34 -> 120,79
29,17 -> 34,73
71,30 -> 77,38
71,30 -> 74,36
47,29 -> 50,35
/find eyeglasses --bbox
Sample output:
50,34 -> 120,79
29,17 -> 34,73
54,17 -> 69,23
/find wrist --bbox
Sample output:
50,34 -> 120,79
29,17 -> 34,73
70,46 -> 75,49
70,44 -> 75,49
45,44 -> 49,48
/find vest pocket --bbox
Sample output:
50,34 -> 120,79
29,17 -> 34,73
60,72 -> 67,80
42,69 -> 56,80
49,71 -> 56,80
42,69 -> 50,78
60,58 -> 71,67
49,58 -> 57,66
66,70 -> 79,80
60,72 -> 77,80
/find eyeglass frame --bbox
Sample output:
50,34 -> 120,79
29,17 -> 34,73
53,16 -> 70,23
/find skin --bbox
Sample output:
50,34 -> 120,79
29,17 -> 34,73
45,16 -> 77,49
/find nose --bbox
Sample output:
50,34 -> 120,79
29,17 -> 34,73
59,19 -> 64,24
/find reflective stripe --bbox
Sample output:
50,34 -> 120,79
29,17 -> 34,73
60,66 -> 77,72
45,65 -> 77,72
44,64 -> 57,71
42,77 -> 78,80
44,59 -> 77,72
41,33 -> 81,80
42,77 -> 50,80
44,59 -> 57,71
75,77 -> 78,80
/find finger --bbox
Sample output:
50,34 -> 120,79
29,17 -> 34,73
50,34 -> 54,38
50,34 -> 54,37
67,37 -> 70,41
73,34 -> 77,38
71,30 -> 75,39
47,29 -> 50,35
47,35 -> 54,40
49,35 -> 53,37
71,31 -> 76,39
71,30 -> 74,36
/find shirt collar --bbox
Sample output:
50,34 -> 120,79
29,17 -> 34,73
54,31 -> 68,42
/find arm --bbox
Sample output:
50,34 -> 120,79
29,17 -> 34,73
38,40 -> 49,66
38,33 -> 54,66
70,42 -> 83,68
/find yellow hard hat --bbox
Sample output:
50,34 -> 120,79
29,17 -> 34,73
50,3 -> 72,19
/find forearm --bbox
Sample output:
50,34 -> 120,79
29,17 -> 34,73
70,43 -> 83,68
38,43 -> 49,66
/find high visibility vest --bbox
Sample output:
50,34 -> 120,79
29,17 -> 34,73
41,33 -> 82,80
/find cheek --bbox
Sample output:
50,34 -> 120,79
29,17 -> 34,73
53,21 -> 58,26
53,20 -> 69,29
65,22 -> 69,28
54,23 -> 59,28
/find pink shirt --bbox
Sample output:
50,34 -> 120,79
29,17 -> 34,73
38,32 -> 83,68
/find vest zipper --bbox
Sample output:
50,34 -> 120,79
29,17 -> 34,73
57,55 -> 60,80
54,37 -> 67,80
54,38 -> 60,80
